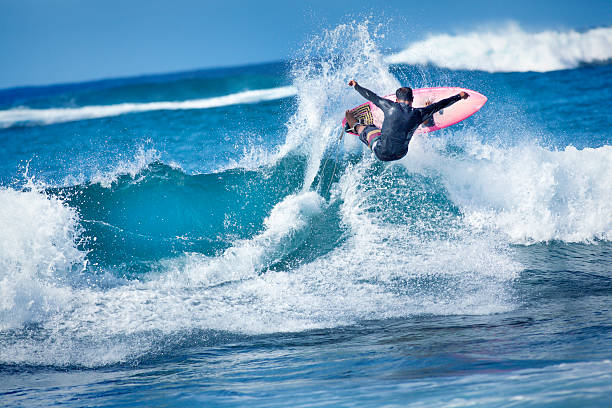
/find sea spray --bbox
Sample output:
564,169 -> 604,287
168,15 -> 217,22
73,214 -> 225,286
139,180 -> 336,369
285,22 -> 399,190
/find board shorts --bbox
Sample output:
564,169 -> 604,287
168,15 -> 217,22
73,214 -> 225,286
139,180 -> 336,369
358,125 -> 382,152
358,125 -> 409,162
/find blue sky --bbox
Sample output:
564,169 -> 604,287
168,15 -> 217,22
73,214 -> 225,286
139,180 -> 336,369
1,0 -> 610,89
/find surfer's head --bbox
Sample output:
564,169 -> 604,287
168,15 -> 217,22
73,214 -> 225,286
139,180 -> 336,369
396,87 -> 413,104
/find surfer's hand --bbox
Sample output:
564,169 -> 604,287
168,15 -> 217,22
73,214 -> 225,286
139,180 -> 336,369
459,91 -> 469,99
348,80 -> 357,87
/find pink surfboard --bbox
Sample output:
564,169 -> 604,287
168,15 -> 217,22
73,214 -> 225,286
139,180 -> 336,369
342,87 -> 487,136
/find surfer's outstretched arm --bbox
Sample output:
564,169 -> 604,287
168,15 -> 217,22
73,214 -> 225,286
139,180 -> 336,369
419,92 -> 469,120
348,80 -> 394,112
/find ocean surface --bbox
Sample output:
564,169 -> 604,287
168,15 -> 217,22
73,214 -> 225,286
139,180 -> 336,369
1,24 -> 612,407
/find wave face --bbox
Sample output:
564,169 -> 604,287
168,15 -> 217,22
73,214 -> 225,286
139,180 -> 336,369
0,86 -> 296,128
386,23 -> 612,72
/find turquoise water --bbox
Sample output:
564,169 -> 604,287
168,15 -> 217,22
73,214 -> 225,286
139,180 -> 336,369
1,25 -> 612,407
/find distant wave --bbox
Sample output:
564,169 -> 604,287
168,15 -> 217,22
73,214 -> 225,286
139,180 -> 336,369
0,86 -> 297,128
385,23 -> 612,73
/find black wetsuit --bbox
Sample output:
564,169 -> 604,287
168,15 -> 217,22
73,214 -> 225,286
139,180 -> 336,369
354,83 -> 463,161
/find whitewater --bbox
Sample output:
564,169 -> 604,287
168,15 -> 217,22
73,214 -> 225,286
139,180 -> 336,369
1,22 -> 612,407
386,23 -> 612,72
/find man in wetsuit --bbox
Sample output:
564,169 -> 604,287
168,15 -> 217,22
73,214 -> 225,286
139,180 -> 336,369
345,80 -> 469,161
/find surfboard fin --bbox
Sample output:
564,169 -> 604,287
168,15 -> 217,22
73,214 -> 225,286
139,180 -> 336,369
344,122 -> 356,134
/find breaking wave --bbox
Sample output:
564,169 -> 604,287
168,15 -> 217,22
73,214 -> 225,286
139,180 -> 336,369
0,86 -> 296,128
386,23 -> 612,72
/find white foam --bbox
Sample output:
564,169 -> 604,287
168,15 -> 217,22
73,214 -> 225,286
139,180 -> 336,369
0,86 -> 297,128
331,157 -> 520,316
402,135 -> 612,243
0,185 -> 86,330
386,23 -> 612,72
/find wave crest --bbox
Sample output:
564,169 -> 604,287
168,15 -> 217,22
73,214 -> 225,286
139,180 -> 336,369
386,23 -> 612,73
0,86 -> 296,128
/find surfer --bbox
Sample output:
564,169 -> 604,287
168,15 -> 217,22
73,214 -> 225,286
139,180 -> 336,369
345,80 -> 469,161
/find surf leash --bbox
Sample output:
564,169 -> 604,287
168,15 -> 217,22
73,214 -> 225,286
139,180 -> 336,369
323,127 -> 344,197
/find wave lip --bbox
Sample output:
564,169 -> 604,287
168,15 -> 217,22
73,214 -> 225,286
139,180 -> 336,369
0,86 -> 297,128
386,23 -> 612,73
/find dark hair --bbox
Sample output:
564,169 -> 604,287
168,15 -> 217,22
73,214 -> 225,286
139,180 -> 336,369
396,87 -> 413,102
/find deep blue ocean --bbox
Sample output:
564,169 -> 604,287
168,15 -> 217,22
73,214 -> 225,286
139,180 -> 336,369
1,25 -> 612,407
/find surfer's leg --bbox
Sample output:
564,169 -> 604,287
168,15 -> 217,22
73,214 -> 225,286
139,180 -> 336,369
358,125 -> 382,151
345,110 -> 366,134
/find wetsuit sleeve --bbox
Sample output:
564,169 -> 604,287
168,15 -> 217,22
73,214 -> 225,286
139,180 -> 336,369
354,83 -> 394,112
419,94 -> 462,120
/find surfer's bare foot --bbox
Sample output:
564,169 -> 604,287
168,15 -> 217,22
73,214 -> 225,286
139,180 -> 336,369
345,110 -> 365,134
345,109 -> 357,128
